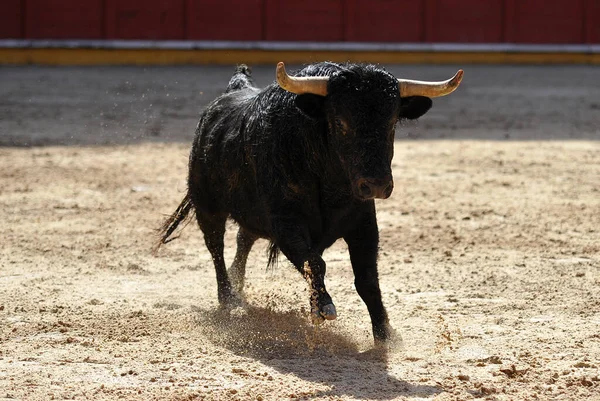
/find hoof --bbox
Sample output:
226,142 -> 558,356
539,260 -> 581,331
373,324 -> 401,349
311,310 -> 325,325
321,303 -> 337,320
310,303 -> 337,325
218,291 -> 244,309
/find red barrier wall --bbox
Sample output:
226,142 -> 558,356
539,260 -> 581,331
3,0 -> 599,44
585,0 -> 600,43
505,0 -> 586,44
25,0 -> 104,39
105,0 -> 185,40
265,0 -> 344,42
345,1 -> 425,42
426,0 -> 504,43
186,0 -> 264,40
0,0 -> 23,39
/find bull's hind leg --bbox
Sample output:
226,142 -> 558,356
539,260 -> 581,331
228,228 -> 257,293
195,211 -> 239,306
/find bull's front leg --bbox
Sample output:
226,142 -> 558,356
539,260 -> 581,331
298,254 -> 337,324
271,219 -> 336,324
344,206 -> 392,344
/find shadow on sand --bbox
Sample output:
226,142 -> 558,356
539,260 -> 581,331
193,304 -> 441,400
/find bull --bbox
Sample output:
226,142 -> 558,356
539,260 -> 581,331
155,62 -> 463,344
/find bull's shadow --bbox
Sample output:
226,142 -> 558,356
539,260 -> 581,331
193,304 -> 441,400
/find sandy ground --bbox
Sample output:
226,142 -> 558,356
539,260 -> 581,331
1,65 -> 599,400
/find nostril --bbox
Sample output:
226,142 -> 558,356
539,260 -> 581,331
356,177 -> 393,199
359,182 -> 372,197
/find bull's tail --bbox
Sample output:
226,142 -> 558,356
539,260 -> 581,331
153,193 -> 194,254
267,241 -> 280,269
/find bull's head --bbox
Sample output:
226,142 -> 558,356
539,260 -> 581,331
276,62 -> 463,201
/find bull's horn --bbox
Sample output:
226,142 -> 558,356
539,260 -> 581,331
398,70 -> 464,98
276,62 -> 329,96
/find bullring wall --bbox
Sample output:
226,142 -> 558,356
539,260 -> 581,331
2,0 -> 599,44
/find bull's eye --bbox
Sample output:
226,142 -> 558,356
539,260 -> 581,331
335,118 -> 348,135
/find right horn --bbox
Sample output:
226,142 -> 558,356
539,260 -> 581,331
398,70 -> 464,98
276,62 -> 329,96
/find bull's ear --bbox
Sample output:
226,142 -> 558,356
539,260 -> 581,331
399,96 -> 432,120
295,94 -> 326,120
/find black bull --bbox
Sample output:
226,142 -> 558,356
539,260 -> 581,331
155,62 -> 462,344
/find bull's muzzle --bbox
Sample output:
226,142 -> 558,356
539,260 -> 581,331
356,176 -> 394,200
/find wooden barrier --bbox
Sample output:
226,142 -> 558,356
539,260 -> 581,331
1,0 -> 598,44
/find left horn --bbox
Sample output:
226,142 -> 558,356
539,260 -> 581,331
398,70 -> 464,98
276,62 -> 329,96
